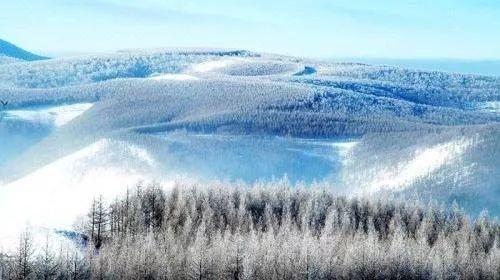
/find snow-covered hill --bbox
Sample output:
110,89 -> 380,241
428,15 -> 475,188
0,46 -> 498,247
0,39 -> 48,62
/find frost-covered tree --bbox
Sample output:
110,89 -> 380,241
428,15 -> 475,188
2,182 -> 499,279
35,235 -> 59,280
14,229 -> 34,280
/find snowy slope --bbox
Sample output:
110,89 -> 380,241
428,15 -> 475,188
0,39 -> 48,61
0,47 -> 499,248
342,125 -> 500,214
0,103 -> 92,168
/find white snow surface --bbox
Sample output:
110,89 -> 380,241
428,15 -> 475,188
0,48 -> 499,248
0,138 -> 171,251
3,103 -> 93,127
148,73 -> 199,81
360,138 -> 472,194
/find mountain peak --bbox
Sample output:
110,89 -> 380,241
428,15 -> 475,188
0,39 -> 48,61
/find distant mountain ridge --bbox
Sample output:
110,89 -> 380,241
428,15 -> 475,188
0,39 -> 48,61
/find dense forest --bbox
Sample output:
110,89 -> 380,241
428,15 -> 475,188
1,182 -> 499,279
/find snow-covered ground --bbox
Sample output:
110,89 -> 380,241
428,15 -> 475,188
478,101 -> 500,113
149,132 -> 358,184
0,139 -> 157,247
0,48 -> 499,249
2,103 -> 92,127
148,73 -> 199,81
0,103 -> 92,168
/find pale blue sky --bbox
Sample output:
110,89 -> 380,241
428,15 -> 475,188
1,0 -> 500,59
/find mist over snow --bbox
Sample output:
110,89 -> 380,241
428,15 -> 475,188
0,42 -> 499,248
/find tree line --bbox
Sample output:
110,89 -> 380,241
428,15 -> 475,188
1,182 -> 499,279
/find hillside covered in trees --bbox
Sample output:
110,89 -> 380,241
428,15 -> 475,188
0,43 -> 498,279
1,182 -> 498,279
1,47 -> 499,234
